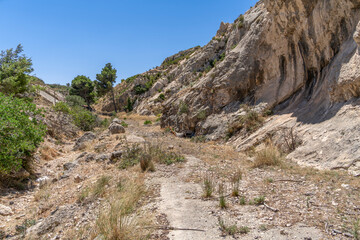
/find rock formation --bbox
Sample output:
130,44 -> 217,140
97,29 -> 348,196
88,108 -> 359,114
96,0 -> 360,174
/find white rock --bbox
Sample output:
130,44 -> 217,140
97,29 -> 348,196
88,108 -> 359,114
0,204 -> 13,216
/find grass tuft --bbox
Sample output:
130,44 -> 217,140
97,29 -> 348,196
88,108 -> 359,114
253,196 -> 265,205
231,169 -> 242,197
202,174 -> 216,198
253,145 -> 282,168
218,183 -> 227,209
218,217 -> 249,236
95,176 -> 148,240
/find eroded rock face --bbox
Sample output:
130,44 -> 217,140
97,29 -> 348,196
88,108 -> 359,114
353,21 -> 360,46
161,0 -> 360,134
98,0 -> 360,173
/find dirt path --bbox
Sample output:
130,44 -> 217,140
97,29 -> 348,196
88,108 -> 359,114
154,155 -> 230,240
150,154 -> 327,240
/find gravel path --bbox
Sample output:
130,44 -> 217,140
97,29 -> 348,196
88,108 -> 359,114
156,155 -> 231,240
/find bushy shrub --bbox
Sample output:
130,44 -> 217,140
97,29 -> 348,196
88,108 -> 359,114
158,93 -> 165,101
124,97 -> 134,112
71,106 -> 97,131
0,93 -> 46,174
53,101 -> 71,114
144,120 -> 152,125
178,101 -> 189,114
65,95 -> 86,107
53,102 -> 97,131
133,84 -> 147,95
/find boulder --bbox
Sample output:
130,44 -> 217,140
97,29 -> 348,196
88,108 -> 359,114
85,153 -> 97,162
26,204 -> 76,236
95,154 -> 109,162
36,176 -> 50,187
110,151 -> 123,162
73,132 -> 96,151
63,162 -> 77,171
108,123 -> 125,134
94,143 -> 107,153
112,118 -> 122,124
0,204 -> 13,216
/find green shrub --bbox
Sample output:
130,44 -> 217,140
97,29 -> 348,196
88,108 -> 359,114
219,52 -> 226,61
178,101 -> 189,114
144,120 -> 152,125
0,93 -> 46,174
253,196 -> 265,205
54,101 -> 99,131
100,118 -> 111,128
119,143 -> 143,169
120,121 -> 128,128
202,174 -> 215,198
53,102 -> 71,114
160,152 -> 185,165
133,84 -> 147,95
65,95 -> 86,107
158,93 -> 165,101
218,217 -> 249,236
161,46 -> 200,67
71,107 -> 97,131
196,110 -> 206,120
124,97 -> 134,112
133,73 -> 161,95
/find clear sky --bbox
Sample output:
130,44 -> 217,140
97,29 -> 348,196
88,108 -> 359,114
0,0 -> 258,85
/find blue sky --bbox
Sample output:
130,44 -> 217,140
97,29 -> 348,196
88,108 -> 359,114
0,0 -> 258,85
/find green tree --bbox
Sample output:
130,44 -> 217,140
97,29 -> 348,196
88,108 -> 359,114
95,63 -> 118,112
69,75 -> 95,108
0,44 -> 34,95
0,93 -> 46,174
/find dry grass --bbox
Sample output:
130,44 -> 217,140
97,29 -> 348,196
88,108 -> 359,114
218,182 -> 227,209
202,173 -> 216,198
231,169 -> 242,197
119,141 -> 185,170
117,112 -> 157,122
93,175 -> 111,197
95,175 -> 149,240
252,145 -> 282,168
34,184 -> 51,202
39,145 -> 60,161
77,175 -> 111,203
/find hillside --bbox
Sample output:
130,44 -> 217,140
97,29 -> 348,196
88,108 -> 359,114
96,0 -> 360,175
1,0 -> 360,239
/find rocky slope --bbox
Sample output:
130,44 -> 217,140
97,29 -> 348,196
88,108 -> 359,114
96,0 -> 360,174
2,114 -> 359,239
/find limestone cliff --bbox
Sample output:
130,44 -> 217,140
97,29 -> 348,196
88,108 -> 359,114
97,0 -> 360,174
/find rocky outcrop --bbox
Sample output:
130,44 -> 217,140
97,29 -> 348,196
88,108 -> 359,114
98,0 -> 360,173
73,132 -> 96,151
109,122 -> 125,134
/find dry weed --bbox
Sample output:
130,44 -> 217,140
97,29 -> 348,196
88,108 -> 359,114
253,144 -> 282,168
